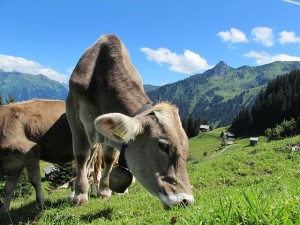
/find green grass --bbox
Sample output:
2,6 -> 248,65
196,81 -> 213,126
2,131 -> 300,224
189,127 -> 225,159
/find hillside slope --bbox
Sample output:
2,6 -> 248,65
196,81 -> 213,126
148,61 -> 300,127
143,84 -> 160,92
0,71 -> 69,101
187,131 -> 300,223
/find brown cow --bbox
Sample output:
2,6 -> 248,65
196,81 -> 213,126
0,100 -> 102,213
0,100 -> 73,213
66,34 -> 194,209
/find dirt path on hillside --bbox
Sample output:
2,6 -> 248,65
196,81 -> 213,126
214,144 -> 239,156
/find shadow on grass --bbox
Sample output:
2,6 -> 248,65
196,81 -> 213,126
0,198 -> 72,225
1,198 -> 115,224
80,208 -> 113,222
1,201 -> 40,225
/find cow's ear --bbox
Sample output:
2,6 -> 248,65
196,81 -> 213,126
94,113 -> 143,143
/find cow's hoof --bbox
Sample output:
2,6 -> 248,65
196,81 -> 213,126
98,188 -> 112,200
100,194 -> 111,200
36,203 -> 46,210
73,193 -> 88,205
69,191 -> 75,199
36,198 -> 46,210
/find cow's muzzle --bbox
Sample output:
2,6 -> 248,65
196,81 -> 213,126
159,193 -> 194,209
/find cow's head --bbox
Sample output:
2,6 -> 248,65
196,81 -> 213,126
94,102 -> 194,208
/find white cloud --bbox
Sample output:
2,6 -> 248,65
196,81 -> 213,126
0,54 -> 68,83
282,0 -> 300,6
279,31 -> 300,44
140,47 -> 212,74
244,51 -> 300,65
218,28 -> 249,44
251,27 -> 274,47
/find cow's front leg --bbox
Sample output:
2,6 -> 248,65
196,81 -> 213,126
73,139 -> 91,205
0,168 -> 23,213
99,145 -> 119,200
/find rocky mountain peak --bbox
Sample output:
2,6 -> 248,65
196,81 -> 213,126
204,61 -> 230,76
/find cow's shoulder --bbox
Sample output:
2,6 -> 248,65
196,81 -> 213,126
0,100 -> 66,147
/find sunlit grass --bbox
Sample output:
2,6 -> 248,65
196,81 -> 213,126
2,133 -> 300,224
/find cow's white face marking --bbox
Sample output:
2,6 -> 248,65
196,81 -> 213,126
159,193 -> 195,207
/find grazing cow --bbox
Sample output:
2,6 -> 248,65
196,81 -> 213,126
0,100 -> 73,213
0,100 -> 102,213
66,34 -> 194,209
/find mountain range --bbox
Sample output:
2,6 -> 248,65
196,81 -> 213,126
0,71 -> 68,101
1,61 -> 300,128
0,72 -> 160,102
147,61 -> 300,127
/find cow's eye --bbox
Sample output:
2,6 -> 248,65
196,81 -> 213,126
158,139 -> 170,154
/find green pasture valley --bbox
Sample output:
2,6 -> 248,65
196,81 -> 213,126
1,129 -> 300,224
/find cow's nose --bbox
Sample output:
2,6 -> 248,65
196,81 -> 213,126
180,199 -> 189,207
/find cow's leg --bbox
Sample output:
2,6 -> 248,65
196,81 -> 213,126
66,96 -> 93,205
24,145 -> 45,208
0,168 -> 23,213
99,145 -> 119,199
69,121 -> 91,205
73,138 -> 91,205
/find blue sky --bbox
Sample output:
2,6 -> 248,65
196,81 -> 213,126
0,0 -> 300,85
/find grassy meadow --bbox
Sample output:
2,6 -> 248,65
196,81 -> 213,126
1,128 -> 300,224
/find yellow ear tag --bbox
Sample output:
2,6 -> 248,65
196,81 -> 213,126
113,127 -> 126,140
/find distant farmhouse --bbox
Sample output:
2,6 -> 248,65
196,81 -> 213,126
250,137 -> 259,146
199,125 -> 210,132
225,132 -> 235,140
43,165 -> 57,181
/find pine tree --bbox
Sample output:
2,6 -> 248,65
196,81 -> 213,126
6,93 -> 15,104
230,107 -> 251,135
186,117 -> 194,138
0,94 -> 4,105
46,163 -> 73,190
220,131 -> 227,148
0,170 -> 33,200
181,118 -> 188,134
13,170 -> 33,198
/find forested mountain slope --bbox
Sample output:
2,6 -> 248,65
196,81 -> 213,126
0,71 -> 68,101
147,61 -> 300,127
230,69 -> 300,135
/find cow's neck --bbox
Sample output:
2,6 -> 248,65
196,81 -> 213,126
116,87 -> 152,117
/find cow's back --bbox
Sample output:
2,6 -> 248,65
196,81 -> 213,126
0,100 -> 73,164
68,34 -> 150,116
